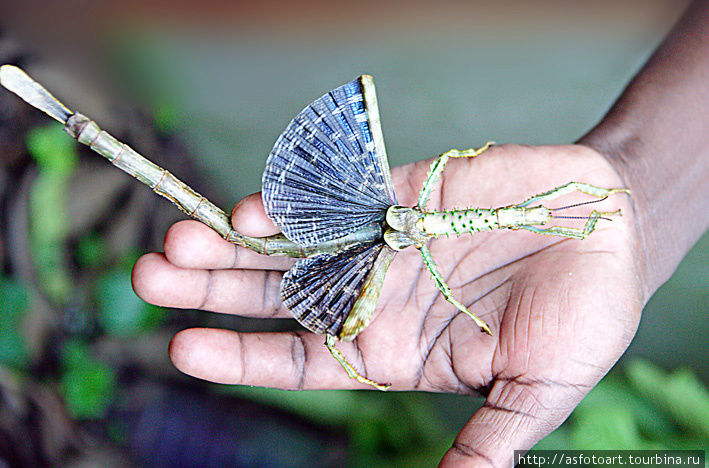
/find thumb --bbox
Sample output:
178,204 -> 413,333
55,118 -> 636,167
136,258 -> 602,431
231,192 -> 280,237
440,378 -> 574,467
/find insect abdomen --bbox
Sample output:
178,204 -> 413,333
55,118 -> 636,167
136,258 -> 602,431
421,205 -> 552,237
422,209 -> 499,237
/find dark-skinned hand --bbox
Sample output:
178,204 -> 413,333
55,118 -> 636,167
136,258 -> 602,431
132,144 -> 641,467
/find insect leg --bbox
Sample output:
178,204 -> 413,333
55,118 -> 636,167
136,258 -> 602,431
519,209 -> 622,239
515,182 -> 630,208
419,245 -> 493,335
417,142 -> 495,209
325,335 -> 391,391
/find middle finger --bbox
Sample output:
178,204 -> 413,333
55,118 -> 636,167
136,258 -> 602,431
132,252 -> 291,318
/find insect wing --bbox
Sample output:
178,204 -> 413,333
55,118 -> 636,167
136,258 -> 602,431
281,243 -> 384,336
339,245 -> 396,341
359,75 -> 396,204
263,75 -> 397,247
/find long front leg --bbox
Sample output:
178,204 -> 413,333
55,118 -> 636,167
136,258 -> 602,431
520,209 -> 622,239
515,182 -> 630,208
417,142 -> 495,209
419,245 -> 493,335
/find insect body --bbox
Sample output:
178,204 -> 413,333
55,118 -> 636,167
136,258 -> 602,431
260,75 -> 628,389
0,66 -> 629,391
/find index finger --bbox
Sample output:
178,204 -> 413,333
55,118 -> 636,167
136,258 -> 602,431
164,220 -> 295,271
231,192 -> 280,237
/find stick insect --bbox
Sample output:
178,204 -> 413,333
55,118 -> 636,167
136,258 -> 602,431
1,65 -> 629,390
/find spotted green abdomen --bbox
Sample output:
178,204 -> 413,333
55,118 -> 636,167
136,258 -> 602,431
422,208 -> 499,237
421,205 -> 552,237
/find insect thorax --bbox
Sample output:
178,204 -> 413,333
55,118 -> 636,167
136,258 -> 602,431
383,206 -> 427,250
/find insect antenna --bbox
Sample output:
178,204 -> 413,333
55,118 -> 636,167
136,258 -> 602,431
549,196 -> 608,212
549,196 -> 619,222
552,214 -> 614,222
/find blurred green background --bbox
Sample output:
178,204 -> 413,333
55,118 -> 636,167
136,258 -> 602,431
0,1 -> 707,466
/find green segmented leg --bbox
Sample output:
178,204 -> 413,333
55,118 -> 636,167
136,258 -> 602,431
515,182 -> 630,208
419,244 -> 493,335
325,335 -> 391,391
519,209 -> 622,239
417,142 -> 495,208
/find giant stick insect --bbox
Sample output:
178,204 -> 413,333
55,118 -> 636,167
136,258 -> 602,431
1,65 -> 629,390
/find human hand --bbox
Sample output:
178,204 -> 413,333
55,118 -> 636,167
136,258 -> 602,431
132,143 -> 642,466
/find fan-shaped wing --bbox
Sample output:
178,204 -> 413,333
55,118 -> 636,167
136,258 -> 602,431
281,243 -> 385,336
263,75 -> 396,247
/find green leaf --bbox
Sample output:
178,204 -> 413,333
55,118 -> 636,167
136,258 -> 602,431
27,124 -> 79,304
76,233 -> 107,268
397,393 -> 456,442
626,360 -> 709,438
29,172 -> 75,303
26,123 -> 78,175
153,102 -> 184,133
533,426 -> 570,450
570,403 -> 643,449
96,266 -> 166,336
575,373 -> 674,441
59,339 -> 116,419
542,359 -> 709,452
0,278 -> 29,367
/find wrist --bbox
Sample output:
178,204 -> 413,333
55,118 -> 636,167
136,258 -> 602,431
579,122 -> 709,301
578,0 -> 709,300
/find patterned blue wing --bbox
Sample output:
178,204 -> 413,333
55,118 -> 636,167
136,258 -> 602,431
262,75 -> 397,246
281,243 -> 383,336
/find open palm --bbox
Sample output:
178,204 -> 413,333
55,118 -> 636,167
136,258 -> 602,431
132,143 -> 642,466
